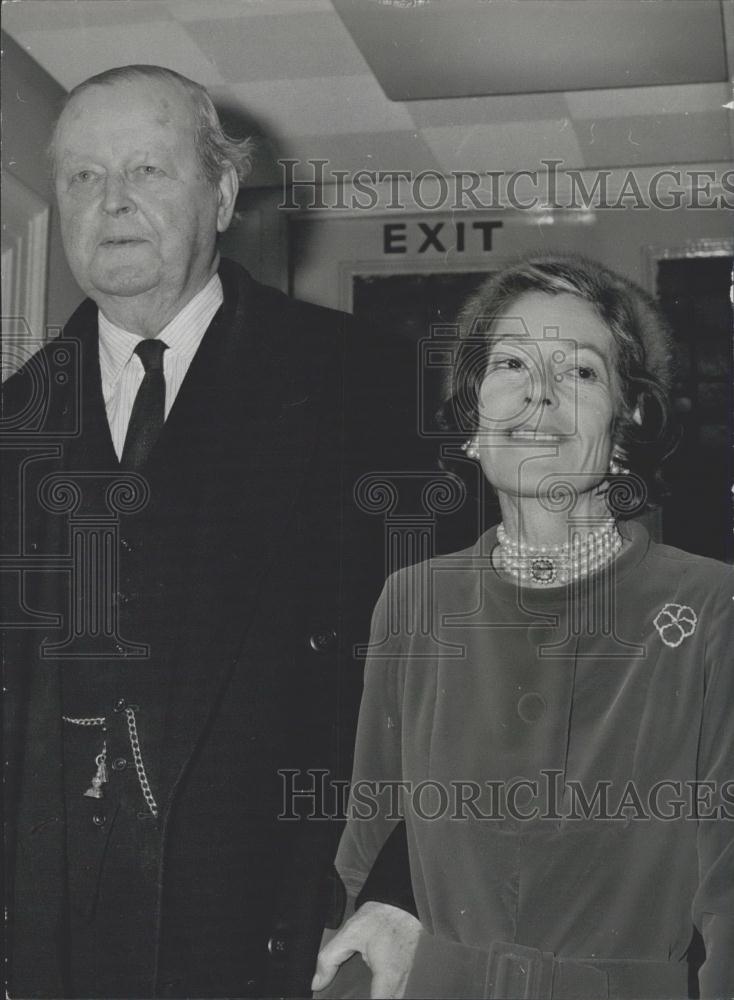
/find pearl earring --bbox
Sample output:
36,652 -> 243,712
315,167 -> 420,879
462,439 -> 480,460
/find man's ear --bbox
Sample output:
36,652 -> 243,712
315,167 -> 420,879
632,404 -> 643,426
216,162 -> 239,233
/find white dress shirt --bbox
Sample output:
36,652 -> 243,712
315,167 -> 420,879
98,273 -> 224,459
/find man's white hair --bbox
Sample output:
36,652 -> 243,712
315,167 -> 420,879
49,63 -> 253,187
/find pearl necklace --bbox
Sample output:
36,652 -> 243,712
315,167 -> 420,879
496,517 -> 622,585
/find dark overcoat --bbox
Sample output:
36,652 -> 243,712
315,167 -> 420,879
2,259 -> 403,997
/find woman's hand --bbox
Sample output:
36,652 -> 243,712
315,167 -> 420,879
312,901 -> 422,999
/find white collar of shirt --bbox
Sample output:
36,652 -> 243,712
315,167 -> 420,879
98,272 -> 224,401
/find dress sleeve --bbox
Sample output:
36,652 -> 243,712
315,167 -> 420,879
692,568 -> 734,998
334,574 -> 407,899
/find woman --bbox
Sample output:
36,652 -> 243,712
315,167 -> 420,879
318,254 -> 733,999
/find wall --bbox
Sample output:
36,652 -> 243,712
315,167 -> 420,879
1,31 -> 83,342
218,167 -> 732,310
287,180 -> 733,311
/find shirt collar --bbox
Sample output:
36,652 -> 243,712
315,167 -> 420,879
98,272 -> 224,389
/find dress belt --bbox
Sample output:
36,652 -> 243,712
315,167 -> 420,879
403,933 -> 689,999
486,940 -> 689,999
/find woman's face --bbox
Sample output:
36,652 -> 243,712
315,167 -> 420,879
474,291 -> 622,502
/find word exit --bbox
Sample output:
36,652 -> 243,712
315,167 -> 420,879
383,220 -> 503,254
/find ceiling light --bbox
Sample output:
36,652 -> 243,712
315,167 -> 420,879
366,1 -> 431,7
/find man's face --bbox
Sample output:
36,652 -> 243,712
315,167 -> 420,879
54,77 -> 232,313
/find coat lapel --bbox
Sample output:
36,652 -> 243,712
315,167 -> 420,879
60,301 -> 120,472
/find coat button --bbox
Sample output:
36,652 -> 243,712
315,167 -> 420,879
517,692 -> 547,724
112,757 -> 127,771
267,934 -> 288,959
113,697 -> 127,712
309,629 -> 337,653
92,813 -> 107,827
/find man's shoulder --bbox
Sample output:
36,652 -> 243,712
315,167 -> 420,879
222,258 -> 349,340
1,299 -> 97,434
253,277 -> 347,327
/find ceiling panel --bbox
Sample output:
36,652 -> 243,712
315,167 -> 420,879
277,129 -> 440,178
169,0 -> 334,21
333,0 -> 728,100
576,110 -> 733,169
565,82 -> 732,119
10,21 -> 225,88
2,0 -> 731,187
407,91 -> 571,128
421,119 -> 584,174
220,75 -> 414,137
0,0 -> 170,32
188,10 -> 368,82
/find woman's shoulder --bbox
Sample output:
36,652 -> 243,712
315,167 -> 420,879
644,533 -> 733,592
381,527 -> 498,586
372,529 -> 499,627
629,525 -> 733,638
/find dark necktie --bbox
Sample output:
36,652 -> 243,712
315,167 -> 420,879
120,339 -> 168,469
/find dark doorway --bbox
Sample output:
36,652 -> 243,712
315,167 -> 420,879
657,256 -> 733,563
353,270 -> 491,556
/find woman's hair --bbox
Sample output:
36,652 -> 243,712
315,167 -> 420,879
437,252 -> 678,506
49,64 -> 254,186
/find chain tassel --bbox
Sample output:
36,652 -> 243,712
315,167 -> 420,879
83,743 -> 108,798
64,711 -> 157,817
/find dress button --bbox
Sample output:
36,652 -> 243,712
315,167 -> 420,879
267,934 -> 288,958
309,629 -> 337,653
92,813 -> 107,827
517,692 -> 547,724
112,757 -> 127,771
120,537 -> 133,552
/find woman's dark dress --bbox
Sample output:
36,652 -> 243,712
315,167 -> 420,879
334,521 -> 733,998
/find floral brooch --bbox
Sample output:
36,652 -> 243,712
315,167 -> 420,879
653,603 -> 698,648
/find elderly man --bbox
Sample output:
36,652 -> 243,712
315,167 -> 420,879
2,64 -> 417,999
